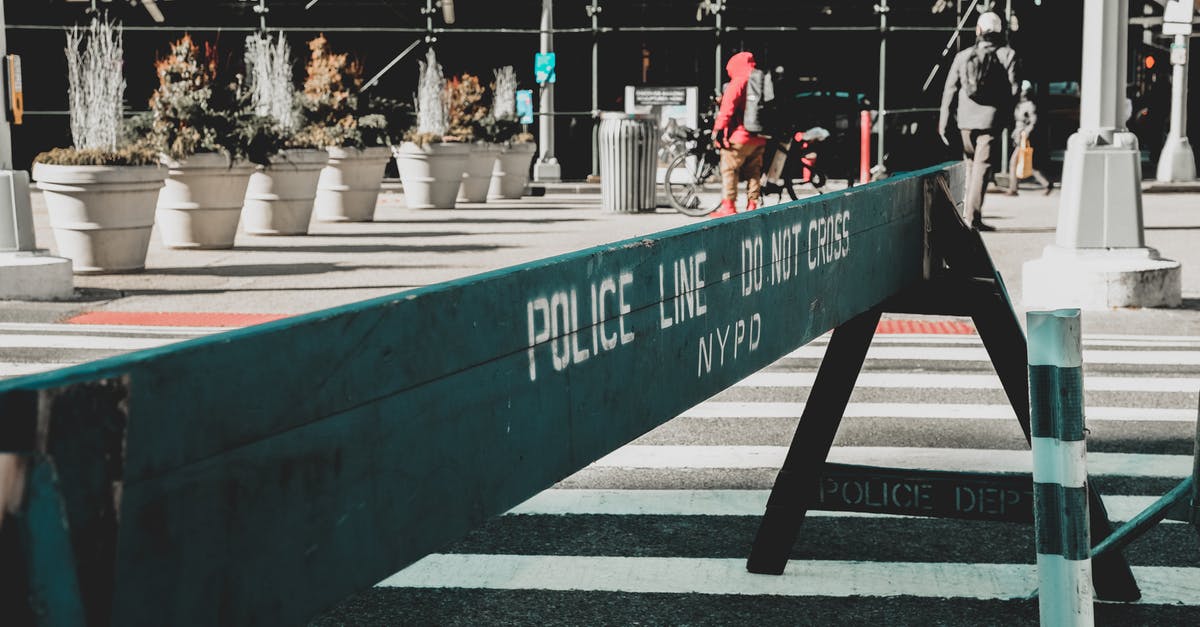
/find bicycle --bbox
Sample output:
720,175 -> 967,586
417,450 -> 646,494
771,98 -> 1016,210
663,126 -> 829,217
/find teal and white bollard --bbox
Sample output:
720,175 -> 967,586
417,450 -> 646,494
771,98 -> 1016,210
1028,308 -> 1094,626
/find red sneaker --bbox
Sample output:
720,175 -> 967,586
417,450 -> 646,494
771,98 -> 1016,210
745,200 -> 759,211
711,199 -> 737,218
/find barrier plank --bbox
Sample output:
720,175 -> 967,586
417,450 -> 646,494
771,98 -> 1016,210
0,163 -> 961,625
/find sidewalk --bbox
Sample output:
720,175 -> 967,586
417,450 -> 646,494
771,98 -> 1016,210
5,182 -> 1200,337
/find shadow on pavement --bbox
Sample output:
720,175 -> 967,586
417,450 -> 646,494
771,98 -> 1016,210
381,217 -> 592,225
299,231 -> 475,238
227,244 -> 509,255
145,263 -> 412,277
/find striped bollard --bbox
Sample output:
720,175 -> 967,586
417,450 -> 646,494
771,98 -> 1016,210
1028,308 -> 1094,626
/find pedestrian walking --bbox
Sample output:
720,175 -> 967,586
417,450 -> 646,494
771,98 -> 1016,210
711,51 -> 768,218
938,11 -> 1019,231
1006,80 -> 1053,195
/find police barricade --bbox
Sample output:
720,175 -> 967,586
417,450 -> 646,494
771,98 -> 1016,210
0,162 -> 1141,625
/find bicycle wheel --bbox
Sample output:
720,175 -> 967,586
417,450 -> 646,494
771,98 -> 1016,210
783,169 -> 828,201
665,154 -> 719,217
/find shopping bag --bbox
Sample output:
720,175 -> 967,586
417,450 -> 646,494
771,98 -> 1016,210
1015,133 -> 1034,180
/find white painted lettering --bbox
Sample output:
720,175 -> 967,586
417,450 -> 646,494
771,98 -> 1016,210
527,297 -> 551,381
658,264 -> 673,330
618,271 -> 635,345
569,289 -> 590,365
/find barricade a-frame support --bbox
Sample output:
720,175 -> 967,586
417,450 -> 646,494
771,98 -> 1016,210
746,175 -> 1143,602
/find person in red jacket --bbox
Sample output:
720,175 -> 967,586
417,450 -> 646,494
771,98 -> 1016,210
711,51 -> 768,217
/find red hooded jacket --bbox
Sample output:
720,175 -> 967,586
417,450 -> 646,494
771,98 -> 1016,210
712,51 -> 767,147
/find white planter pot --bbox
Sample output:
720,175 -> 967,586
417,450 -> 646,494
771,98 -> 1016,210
313,145 -> 392,222
32,162 -> 167,274
156,152 -> 254,249
488,142 -> 537,200
393,141 -> 470,209
459,143 -> 503,203
241,148 -> 329,235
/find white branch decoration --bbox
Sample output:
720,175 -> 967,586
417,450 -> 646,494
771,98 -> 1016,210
245,32 -> 297,132
65,16 -> 125,151
415,48 -> 448,136
492,66 -> 517,122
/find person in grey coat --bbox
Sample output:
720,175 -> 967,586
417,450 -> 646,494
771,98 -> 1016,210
938,11 -> 1019,231
1006,80 -> 1052,195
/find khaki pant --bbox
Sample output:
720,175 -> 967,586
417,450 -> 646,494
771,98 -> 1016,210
960,129 -> 997,226
720,142 -> 765,203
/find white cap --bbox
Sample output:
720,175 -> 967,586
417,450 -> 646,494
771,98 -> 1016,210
977,12 -> 1003,34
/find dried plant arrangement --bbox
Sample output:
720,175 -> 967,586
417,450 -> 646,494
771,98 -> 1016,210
244,31 -> 298,136
36,15 -> 155,165
406,47 -> 449,146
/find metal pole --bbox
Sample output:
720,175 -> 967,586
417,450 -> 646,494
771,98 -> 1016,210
1028,308 -> 1095,627
590,0 -> 600,178
1079,0 -> 1126,133
1000,0 -> 1013,175
714,1 -> 724,94
1169,34 -> 1188,139
1156,32 -> 1196,182
1191,394 -> 1200,531
533,0 -> 561,181
425,0 -> 433,40
0,4 -> 10,171
876,0 -> 888,174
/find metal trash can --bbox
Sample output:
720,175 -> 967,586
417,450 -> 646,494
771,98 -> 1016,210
598,112 -> 658,213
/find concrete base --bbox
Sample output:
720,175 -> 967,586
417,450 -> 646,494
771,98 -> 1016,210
1056,130 -> 1144,249
0,250 -> 74,300
1022,246 -> 1181,310
1155,136 -> 1197,183
533,158 -> 561,183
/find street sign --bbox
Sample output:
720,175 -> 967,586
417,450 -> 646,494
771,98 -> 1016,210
516,89 -> 534,124
534,52 -> 556,84
633,87 -> 688,107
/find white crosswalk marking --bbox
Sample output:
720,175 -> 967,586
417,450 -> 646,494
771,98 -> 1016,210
682,401 -> 1196,421
0,323 -> 217,380
507,489 -> 1179,524
786,344 -> 1200,366
592,445 -> 1194,477
373,328 -> 1200,611
738,371 -> 1200,392
381,555 -> 1200,605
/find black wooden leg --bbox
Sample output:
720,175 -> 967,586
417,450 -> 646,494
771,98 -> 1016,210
747,308 -> 881,575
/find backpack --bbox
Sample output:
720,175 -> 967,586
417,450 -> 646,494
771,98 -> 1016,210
963,47 -> 1009,105
742,69 -> 775,134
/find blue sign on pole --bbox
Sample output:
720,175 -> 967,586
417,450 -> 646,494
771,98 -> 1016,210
534,52 -> 556,84
516,90 -> 534,125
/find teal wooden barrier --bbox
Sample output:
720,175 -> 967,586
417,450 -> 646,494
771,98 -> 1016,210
0,163 -> 964,625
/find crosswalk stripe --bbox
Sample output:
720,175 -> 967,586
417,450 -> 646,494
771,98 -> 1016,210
736,372 -> 1200,393
816,335 -> 1200,349
0,322 -> 216,336
506,489 -> 1177,524
785,345 -> 1200,366
591,446 -> 1193,478
0,362 -> 75,377
681,402 -> 1196,422
378,555 -> 1200,605
0,334 -> 183,351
